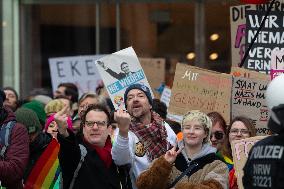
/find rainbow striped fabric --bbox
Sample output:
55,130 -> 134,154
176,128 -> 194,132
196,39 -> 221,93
24,138 -> 60,189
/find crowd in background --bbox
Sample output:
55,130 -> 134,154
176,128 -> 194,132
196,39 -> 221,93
0,78 -> 280,189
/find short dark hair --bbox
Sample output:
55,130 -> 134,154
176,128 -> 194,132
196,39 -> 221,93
152,99 -> 167,119
58,83 -> 79,103
3,87 -> 19,101
207,111 -> 227,132
120,62 -> 128,69
80,104 -> 111,126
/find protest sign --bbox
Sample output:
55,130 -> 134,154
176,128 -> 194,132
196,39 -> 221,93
230,1 -> 284,67
230,4 -> 256,67
168,63 -> 232,123
270,50 -> 284,79
95,47 -> 153,109
160,86 -> 171,108
244,10 -> 284,74
231,136 -> 267,189
231,76 -> 270,135
231,67 -> 269,80
139,58 -> 165,98
49,55 -> 103,96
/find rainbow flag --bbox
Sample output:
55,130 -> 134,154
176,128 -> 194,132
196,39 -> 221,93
24,138 -> 60,189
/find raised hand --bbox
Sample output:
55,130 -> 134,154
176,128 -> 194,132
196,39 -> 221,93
97,61 -> 106,69
164,143 -> 183,164
54,104 -> 69,137
114,105 -> 131,138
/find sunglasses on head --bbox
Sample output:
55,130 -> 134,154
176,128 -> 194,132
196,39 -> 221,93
210,131 -> 224,140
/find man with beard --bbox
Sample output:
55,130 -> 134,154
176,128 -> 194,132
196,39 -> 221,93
112,83 -> 176,189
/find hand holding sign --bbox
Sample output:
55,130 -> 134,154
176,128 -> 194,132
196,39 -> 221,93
114,105 -> 131,138
54,105 -> 69,137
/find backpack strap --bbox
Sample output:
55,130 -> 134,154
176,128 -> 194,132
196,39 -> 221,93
68,144 -> 87,189
0,121 -> 16,159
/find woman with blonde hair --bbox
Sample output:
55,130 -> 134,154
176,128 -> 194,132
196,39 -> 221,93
136,110 -> 228,189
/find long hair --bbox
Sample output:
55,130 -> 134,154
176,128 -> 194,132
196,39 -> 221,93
220,116 -> 256,159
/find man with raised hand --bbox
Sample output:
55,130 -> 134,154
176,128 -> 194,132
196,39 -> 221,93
55,104 -> 126,189
112,83 -> 176,188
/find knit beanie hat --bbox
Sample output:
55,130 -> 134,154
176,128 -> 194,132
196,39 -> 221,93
22,100 -> 46,126
45,99 -> 64,116
44,113 -> 73,132
15,108 -> 40,134
0,89 -> 5,107
124,83 -> 152,109
182,110 -> 212,144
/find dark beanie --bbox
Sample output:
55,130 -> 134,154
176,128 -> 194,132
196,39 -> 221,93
15,108 -> 41,134
22,100 -> 46,126
0,89 -> 6,107
124,83 -> 152,109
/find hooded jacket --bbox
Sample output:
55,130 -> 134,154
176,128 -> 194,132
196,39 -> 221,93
0,107 -> 29,189
136,143 -> 228,189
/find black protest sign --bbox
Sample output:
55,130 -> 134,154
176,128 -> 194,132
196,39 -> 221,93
244,10 -> 284,74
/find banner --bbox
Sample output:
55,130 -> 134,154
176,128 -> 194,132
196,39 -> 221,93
244,10 -> 284,74
168,63 -> 232,123
139,58 -> 165,98
270,50 -> 284,79
231,76 -> 270,135
49,55 -> 103,96
231,136 -> 267,189
95,47 -> 153,109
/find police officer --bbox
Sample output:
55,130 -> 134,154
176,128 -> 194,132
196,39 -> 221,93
243,74 -> 284,189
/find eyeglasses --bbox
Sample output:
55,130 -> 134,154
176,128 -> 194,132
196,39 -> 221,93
210,131 -> 224,140
229,129 -> 249,135
85,120 -> 107,128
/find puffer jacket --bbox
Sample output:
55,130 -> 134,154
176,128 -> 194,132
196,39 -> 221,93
0,107 -> 29,189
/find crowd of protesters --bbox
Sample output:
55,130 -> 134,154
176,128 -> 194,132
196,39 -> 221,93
0,76 -> 283,189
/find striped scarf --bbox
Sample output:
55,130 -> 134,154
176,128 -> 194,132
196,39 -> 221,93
129,111 -> 169,161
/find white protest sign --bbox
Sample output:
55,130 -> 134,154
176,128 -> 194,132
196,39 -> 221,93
95,47 -> 153,109
49,55 -> 103,96
270,50 -> 284,79
160,87 -> 171,108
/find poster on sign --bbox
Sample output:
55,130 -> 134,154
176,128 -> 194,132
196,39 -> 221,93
168,63 -> 232,123
139,58 -> 165,98
244,10 -> 284,74
231,136 -> 267,189
270,50 -> 284,79
95,47 -> 153,109
49,55 -> 103,96
231,76 -> 270,135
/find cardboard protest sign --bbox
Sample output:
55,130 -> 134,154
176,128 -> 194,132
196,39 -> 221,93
230,4 -> 256,67
231,67 -> 269,80
230,1 -> 284,67
139,58 -> 165,98
168,63 -> 232,123
231,136 -> 267,189
95,47 -> 153,109
49,55 -> 103,96
244,10 -> 284,74
160,86 -> 171,108
270,50 -> 284,79
231,76 -> 270,135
